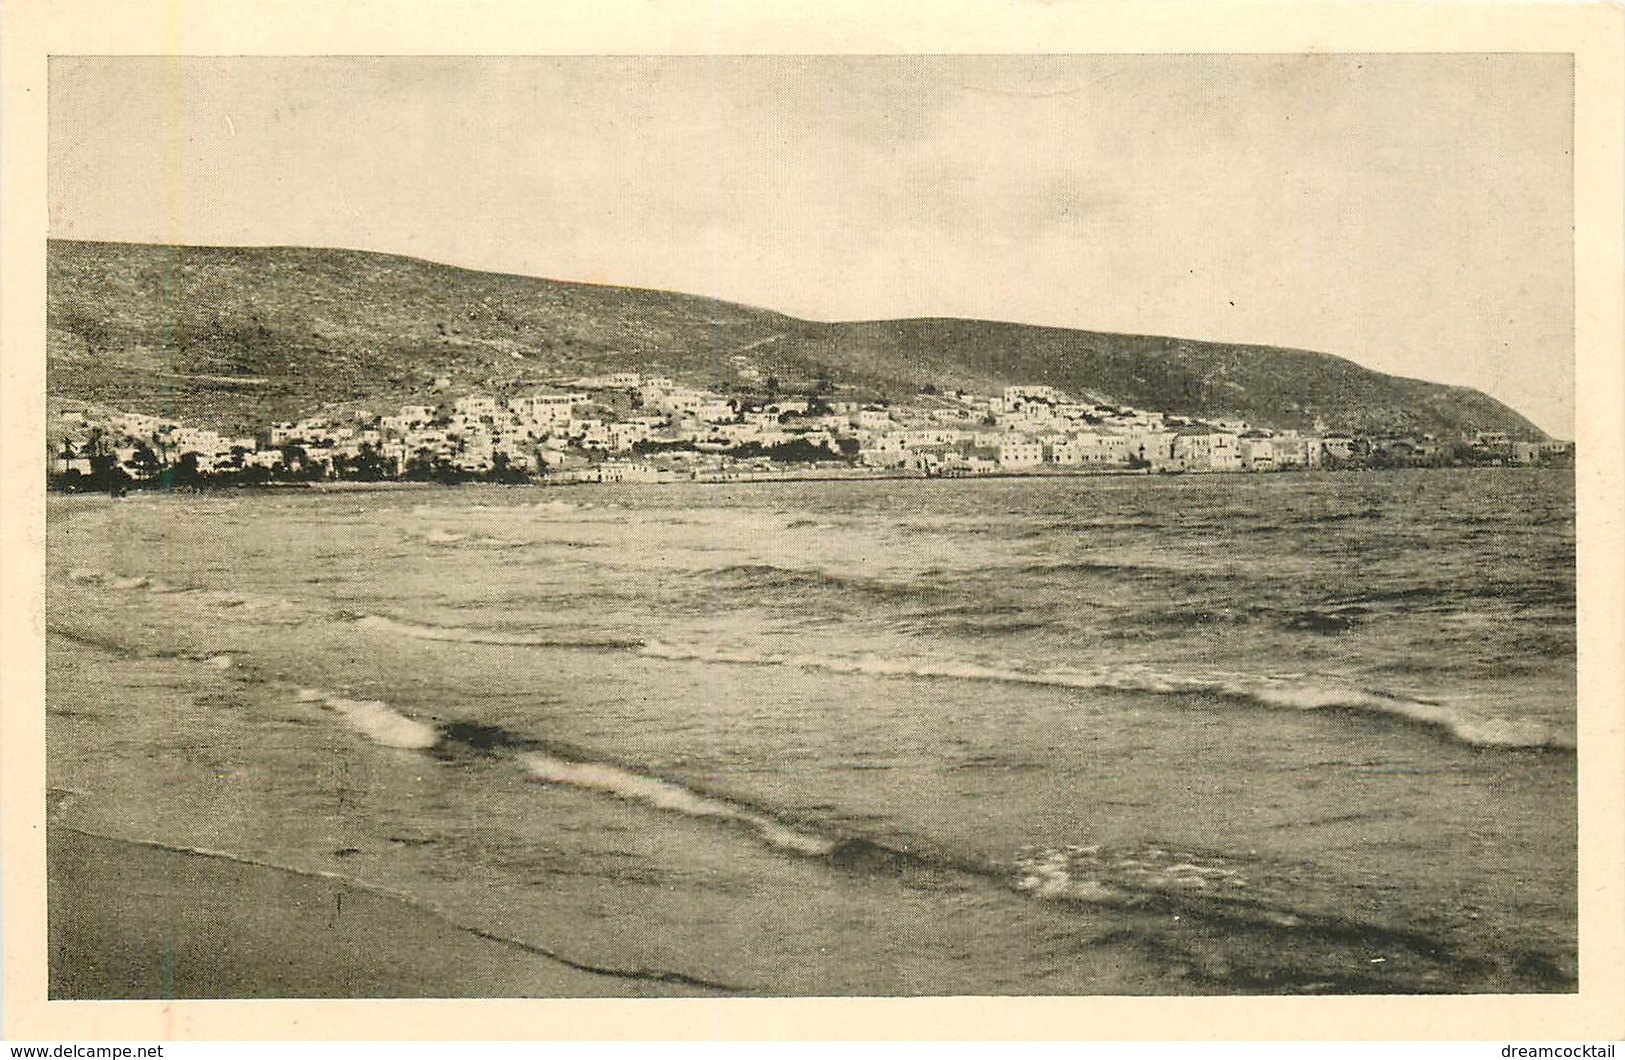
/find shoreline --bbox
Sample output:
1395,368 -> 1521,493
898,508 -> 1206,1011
47,825 -> 719,999
43,461 -> 1573,498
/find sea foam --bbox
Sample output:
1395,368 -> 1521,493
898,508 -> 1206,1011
66,568 -> 150,591
519,751 -> 833,855
636,641 -> 1573,750
1015,843 -> 1303,926
297,689 -> 440,750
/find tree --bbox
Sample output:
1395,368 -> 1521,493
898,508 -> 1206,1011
279,444 -> 308,479
403,447 -> 438,482
490,451 -> 531,485
82,426 -> 111,460
344,441 -> 389,482
81,429 -> 123,492
404,447 -> 462,484
128,442 -> 161,481
158,452 -> 203,491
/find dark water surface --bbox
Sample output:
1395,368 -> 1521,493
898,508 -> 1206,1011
46,468 -> 1577,994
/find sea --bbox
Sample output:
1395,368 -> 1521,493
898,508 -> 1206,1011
45,467 -> 1578,995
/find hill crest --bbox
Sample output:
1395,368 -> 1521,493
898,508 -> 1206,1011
45,238 -> 1547,440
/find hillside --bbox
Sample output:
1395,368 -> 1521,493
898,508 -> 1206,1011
813,319 -> 1544,440
46,239 -> 1547,439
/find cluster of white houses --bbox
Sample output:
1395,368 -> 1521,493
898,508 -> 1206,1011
854,385 -> 1331,475
50,375 -> 1572,486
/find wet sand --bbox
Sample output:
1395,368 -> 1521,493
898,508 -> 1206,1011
48,827 -> 716,999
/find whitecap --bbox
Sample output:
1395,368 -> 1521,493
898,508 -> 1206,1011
519,751 -> 833,855
321,696 -> 439,750
631,642 -> 1565,749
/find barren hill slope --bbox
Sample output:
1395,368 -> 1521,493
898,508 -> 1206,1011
46,239 -> 1547,440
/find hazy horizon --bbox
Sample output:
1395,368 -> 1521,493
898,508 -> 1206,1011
48,55 -> 1575,437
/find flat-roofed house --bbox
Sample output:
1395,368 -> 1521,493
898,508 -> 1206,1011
511,393 -> 580,427
999,438 -> 1044,468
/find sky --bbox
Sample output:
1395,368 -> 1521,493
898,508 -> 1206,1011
48,54 -> 1575,437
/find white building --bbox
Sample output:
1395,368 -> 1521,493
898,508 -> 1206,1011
1173,432 -> 1243,472
696,399 -> 737,423
999,439 -> 1045,468
454,395 -> 502,419
856,407 -> 892,431
511,393 -> 581,426
1002,385 -> 1065,412
654,388 -> 710,415
397,405 -> 436,425
597,461 -> 667,483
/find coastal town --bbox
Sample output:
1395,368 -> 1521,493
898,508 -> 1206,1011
47,372 -> 1574,491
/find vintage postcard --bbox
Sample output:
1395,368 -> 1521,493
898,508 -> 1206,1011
3,0 -> 1621,1044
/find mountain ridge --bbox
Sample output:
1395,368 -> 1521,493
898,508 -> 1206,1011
45,238 -> 1548,440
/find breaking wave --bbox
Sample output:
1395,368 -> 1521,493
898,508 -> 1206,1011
533,500 -> 581,515
59,555 -> 1567,752
353,614 -> 641,650
61,567 -> 313,622
296,688 -> 439,750
289,678 -> 1556,986
66,568 -> 150,591
262,668 -> 1565,991
519,752 -> 834,856
408,527 -> 529,549
1016,843 -> 1295,921
636,641 -> 1573,750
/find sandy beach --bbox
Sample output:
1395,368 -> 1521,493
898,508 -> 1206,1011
48,826 -> 716,999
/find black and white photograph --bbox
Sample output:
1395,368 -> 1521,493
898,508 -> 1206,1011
7,5 -> 1624,1040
